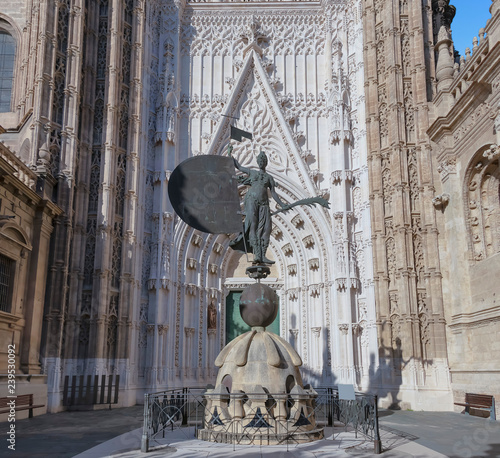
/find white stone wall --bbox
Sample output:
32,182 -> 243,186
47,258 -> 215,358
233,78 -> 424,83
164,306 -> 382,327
142,0 -> 378,392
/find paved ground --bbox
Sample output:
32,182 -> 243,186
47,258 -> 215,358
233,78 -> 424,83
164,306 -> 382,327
1,406 -> 499,457
0,405 -> 144,457
377,410 -> 500,458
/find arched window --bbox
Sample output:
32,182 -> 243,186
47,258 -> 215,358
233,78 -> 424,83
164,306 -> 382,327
465,145 -> 500,261
0,31 -> 15,112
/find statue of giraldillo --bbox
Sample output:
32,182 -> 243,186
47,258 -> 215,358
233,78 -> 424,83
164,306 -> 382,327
230,151 -> 289,264
229,148 -> 329,265
167,143 -> 329,267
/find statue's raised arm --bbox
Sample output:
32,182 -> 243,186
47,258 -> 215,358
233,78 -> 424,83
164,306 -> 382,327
232,156 -> 252,176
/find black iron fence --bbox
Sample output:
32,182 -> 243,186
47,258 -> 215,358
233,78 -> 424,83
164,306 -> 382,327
62,374 -> 120,407
141,386 -> 381,453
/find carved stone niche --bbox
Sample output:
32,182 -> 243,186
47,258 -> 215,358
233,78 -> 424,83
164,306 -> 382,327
191,234 -> 202,246
186,283 -> 198,296
351,323 -> 362,336
287,264 -> 297,275
338,323 -> 349,335
308,258 -> 320,270
330,130 -> 341,144
292,214 -> 304,228
283,243 -> 293,256
213,242 -> 223,254
331,170 -> 343,184
187,258 -> 198,270
303,235 -> 314,248
209,263 -> 218,275
336,278 -> 347,291
208,288 -> 219,300
310,285 -> 320,297
311,327 -> 321,338
158,324 -> 169,336
288,289 -> 299,300
166,131 -> 175,144
271,225 -> 283,240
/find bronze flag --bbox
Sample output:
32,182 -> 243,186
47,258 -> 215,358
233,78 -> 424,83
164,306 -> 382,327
168,155 -> 242,234
230,125 -> 253,142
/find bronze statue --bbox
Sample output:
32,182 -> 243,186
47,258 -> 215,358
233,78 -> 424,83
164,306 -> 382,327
168,142 -> 329,268
230,151 -> 288,264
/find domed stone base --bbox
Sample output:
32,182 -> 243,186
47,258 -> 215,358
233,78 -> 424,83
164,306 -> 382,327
200,326 -> 323,446
200,271 -> 324,447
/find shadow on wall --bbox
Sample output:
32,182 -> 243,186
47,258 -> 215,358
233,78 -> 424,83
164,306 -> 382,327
288,313 -> 337,389
367,321 -> 433,409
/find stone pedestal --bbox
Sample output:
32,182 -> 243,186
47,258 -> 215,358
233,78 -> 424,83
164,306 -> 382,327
197,281 -> 323,445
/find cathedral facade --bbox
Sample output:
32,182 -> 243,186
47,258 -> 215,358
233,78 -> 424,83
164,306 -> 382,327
0,0 -> 498,417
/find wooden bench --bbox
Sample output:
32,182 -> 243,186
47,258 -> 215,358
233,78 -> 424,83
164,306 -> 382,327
454,393 -> 496,420
0,394 -> 45,418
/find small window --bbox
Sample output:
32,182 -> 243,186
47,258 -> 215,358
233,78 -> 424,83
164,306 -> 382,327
0,253 -> 14,313
0,31 -> 15,112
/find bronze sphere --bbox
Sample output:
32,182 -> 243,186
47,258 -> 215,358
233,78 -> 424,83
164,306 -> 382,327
239,283 -> 279,328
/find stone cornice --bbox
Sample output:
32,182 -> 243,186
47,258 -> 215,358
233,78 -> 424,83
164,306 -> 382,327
184,2 -> 324,14
428,41 -> 500,142
449,305 -> 500,331
427,81 -> 491,143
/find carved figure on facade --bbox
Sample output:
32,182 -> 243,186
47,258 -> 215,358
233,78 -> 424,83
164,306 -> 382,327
207,301 -> 217,330
432,0 -> 456,32
432,193 -> 450,210
466,146 -> 500,260
494,105 -> 500,145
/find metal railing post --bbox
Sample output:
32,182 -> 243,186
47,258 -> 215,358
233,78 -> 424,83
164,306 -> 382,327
373,395 -> 382,454
182,387 -> 188,426
141,393 -> 150,452
327,387 -> 333,426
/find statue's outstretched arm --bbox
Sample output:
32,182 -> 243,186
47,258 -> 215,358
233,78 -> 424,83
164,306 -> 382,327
233,157 -> 251,175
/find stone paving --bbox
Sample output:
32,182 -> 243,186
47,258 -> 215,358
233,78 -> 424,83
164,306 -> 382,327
1,406 -> 499,457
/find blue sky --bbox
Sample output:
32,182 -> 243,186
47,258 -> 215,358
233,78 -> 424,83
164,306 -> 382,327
451,0 -> 492,55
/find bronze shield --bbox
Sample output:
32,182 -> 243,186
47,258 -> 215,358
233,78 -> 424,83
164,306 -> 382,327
168,155 -> 242,234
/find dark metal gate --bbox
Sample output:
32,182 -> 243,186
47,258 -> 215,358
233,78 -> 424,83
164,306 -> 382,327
62,374 -> 120,407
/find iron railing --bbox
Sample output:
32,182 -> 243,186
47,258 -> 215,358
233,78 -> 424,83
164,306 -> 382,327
62,374 -> 120,407
141,387 -> 381,453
